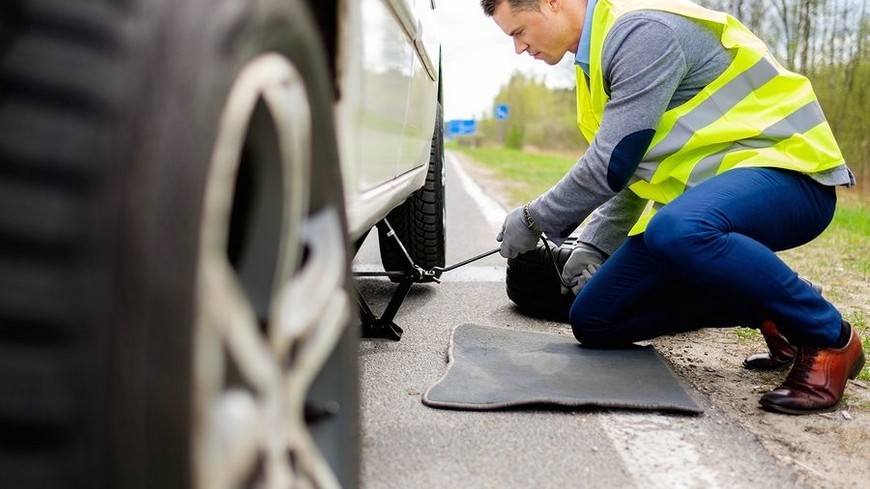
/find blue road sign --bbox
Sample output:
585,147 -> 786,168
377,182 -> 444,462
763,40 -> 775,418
446,119 -> 477,137
494,104 -> 510,120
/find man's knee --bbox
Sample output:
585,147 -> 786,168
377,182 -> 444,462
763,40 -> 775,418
644,208 -> 711,257
569,305 -> 622,348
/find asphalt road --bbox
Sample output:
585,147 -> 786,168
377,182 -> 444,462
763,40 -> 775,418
352,152 -> 805,489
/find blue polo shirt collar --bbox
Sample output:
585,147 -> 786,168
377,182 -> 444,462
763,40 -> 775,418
575,0 -> 598,75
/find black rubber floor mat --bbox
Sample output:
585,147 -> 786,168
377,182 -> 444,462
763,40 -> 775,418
423,324 -> 703,414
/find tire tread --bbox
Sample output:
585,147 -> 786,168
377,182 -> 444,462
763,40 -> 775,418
0,2 -> 130,487
505,241 -> 577,322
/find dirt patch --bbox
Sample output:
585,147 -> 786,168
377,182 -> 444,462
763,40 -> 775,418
454,154 -> 870,488
655,329 -> 870,489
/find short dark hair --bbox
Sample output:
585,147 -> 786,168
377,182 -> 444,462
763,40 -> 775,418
480,0 -> 542,17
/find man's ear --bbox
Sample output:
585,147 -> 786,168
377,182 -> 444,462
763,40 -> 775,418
547,0 -> 560,13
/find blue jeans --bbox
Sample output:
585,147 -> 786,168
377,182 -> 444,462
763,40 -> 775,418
569,167 -> 840,348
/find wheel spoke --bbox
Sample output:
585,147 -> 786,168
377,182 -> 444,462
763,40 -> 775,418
274,210 -> 349,489
206,390 -> 261,489
263,65 -> 310,288
272,210 -> 347,360
206,257 -> 281,392
196,256 -> 275,489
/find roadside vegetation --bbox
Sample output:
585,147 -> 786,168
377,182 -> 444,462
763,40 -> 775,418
448,142 -> 870,380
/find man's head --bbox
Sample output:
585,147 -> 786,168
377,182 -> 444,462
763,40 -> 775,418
481,0 -> 585,66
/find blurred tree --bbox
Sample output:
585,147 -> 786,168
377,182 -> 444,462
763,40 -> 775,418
480,72 -> 585,153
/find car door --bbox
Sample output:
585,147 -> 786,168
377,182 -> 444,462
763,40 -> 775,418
357,0 -> 416,190
357,0 -> 438,190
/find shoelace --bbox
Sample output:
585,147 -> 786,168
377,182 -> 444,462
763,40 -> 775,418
789,347 -> 821,383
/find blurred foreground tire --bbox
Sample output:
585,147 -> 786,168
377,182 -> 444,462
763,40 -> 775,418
0,1 -> 358,488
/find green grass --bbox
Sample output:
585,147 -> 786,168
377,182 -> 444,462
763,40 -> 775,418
449,143 -> 870,380
825,201 -> 870,282
448,143 -> 576,205
734,327 -> 760,341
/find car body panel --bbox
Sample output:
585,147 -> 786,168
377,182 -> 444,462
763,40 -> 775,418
334,0 -> 440,240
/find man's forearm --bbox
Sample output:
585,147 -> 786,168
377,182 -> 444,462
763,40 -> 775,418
528,156 -> 615,247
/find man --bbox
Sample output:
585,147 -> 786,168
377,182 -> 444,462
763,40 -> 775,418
483,0 -> 864,415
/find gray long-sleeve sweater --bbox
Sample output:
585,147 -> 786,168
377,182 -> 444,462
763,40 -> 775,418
531,10 -> 854,254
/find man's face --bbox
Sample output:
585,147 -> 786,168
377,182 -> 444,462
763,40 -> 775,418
492,0 -> 573,65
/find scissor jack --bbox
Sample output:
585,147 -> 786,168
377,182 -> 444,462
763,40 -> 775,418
353,219 -> 499,341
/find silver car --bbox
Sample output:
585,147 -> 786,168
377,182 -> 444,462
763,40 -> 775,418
0,0 -> 443,488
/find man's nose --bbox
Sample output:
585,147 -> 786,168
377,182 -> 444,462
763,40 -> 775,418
513,38 -> 527,55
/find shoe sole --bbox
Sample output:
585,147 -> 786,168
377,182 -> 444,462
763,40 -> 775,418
758,400 -> 839,415
742,358 -> 794,371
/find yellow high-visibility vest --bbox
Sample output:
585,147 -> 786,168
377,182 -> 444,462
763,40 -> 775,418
577,0 -> 845,234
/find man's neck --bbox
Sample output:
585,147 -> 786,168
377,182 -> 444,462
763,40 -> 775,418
567,0 -> 589,54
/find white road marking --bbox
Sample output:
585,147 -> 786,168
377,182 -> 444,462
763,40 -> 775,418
599,414 -> 721,488
447,152 -> 506,232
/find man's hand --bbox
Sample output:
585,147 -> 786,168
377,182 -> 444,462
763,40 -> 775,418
497,206 -> 541,258
560,242 -> 607,295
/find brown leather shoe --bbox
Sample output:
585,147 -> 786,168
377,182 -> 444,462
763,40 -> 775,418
759,322 -> 865,415
743,320 -> 796,370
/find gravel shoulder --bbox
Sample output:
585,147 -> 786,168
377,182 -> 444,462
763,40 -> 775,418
453,150 -> 870,489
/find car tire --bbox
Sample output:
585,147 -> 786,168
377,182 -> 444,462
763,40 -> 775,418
505,239 -> 578,322
378,103 -> 446,281
0,1 -> 357,488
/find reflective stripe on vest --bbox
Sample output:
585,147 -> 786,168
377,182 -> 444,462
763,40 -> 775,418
576,0 -> 845,235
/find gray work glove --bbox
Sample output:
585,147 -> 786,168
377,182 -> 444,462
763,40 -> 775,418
497,206 -> 541,259
560,242 -> 607,296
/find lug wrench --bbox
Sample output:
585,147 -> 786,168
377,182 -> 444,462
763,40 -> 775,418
356,229 -> 575,341
440,238 -> 577,288
430,247 -> 500,274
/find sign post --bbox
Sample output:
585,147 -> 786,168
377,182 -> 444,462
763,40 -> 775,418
494,104 -> 510,145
